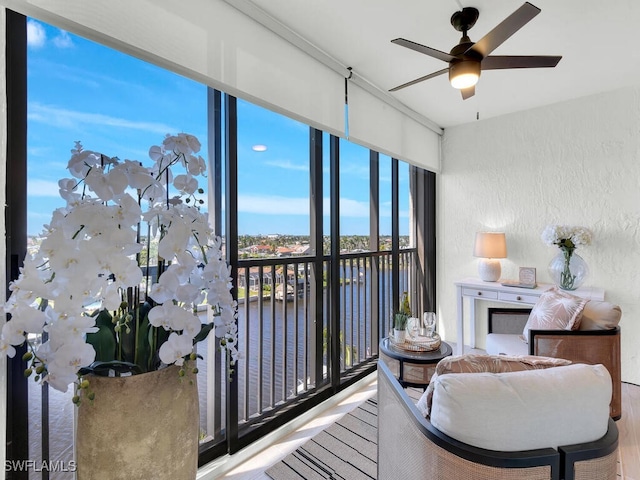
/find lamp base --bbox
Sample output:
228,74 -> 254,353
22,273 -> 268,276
478,259 -> 501,282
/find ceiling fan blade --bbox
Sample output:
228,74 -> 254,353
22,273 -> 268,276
391,38 -> 455,63
467,2 -> 540,58
461,85 -> 475,100
389,68 -> 448,92
482,55 -> 561,70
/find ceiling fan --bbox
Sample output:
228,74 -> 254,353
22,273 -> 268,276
389,2 -> 562,99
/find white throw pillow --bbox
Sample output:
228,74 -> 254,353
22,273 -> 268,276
429,363 -> 611,452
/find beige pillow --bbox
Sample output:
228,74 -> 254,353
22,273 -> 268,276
522,287 -> 587,342
579,300 -> 622,330
416,353 -> 572,418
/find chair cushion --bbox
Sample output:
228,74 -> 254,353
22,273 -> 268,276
579,300 -> 622,330
522,287 -> 587,342
485,333 -> 529,356
415,353 -> 571,417
429,363 -> 612,452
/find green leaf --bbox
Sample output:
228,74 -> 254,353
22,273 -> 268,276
193,322 -> 214,344
78,360 -> 143,377
85,310 -> 117,362
133,303 -> 152,372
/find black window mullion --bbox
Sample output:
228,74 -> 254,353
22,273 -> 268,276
329,135 -> 340,389
391,158 -> 400,313
369,151 -> 380,350
309,128 -> 324,388
223,94 -> 239,454
5,10 -> 29,480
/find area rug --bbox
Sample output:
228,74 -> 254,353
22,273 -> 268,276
265,397 -> 378,480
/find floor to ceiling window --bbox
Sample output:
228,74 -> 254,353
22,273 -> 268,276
5,10 -> 436,474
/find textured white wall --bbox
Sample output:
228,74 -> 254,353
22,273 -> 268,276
438,85 -> 640,385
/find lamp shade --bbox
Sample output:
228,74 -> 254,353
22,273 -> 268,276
473,232 -> 507,282
473,232 -> 507,259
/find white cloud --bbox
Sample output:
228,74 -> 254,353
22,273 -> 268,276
264,159 -> 307,171
27,20 -> 46,49
237,194 -> 369,218
239,194 -> 308,215
27,179 -> 60,197
334,197 -> 370,217
53,31 -> 74,48
28,103 -> 176,135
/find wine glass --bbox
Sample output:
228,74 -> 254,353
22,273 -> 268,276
423,312 -> 436,338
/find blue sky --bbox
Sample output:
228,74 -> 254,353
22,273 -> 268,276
26,19 -> 409,237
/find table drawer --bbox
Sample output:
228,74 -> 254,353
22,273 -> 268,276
498,291 -> 539,304
462,287 -> 498,300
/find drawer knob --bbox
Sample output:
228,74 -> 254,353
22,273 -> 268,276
477,291 -> 482,296
516,296 -> 522,301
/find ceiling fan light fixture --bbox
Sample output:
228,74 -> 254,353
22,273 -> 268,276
449,60 -> 481,89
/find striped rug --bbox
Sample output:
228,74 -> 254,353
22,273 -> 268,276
265,397 -> 378,480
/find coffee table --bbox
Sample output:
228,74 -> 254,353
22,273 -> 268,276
379,337 -> 453,388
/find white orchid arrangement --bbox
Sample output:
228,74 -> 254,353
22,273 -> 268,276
0,133 -> 238,398
541,225 -> 593,250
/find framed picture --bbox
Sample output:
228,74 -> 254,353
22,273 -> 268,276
519,267 -> 537,286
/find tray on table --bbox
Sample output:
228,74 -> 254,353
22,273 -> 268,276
389,332 -> 441,352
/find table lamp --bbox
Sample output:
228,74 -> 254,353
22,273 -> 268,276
473,232 -> 507,282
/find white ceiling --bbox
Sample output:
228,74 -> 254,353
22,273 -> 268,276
247,0 -> 637,129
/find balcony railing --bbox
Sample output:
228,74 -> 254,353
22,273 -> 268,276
197,247 -> 422,452
23,248 -> 423,473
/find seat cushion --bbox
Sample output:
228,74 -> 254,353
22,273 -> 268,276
485,333 -> 529,356
429,363 -> 612,452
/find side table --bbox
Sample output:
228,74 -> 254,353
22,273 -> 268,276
378,337 -> 452,388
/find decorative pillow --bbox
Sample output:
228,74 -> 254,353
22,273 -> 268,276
579,300 -> 622,330
521,287 -> 587,343
415,353 -> 572,418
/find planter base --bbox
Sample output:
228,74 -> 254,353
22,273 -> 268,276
76,365 -> 199,480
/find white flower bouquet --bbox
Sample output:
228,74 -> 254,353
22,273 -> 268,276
0,133 -> 237,398
541,225 -> 593,250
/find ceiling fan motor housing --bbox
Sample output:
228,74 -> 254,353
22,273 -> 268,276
450,7 -> 479,33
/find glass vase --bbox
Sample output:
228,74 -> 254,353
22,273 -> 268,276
548,248 -> 589,291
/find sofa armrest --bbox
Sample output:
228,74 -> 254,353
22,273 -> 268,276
529,327 -> 621,420
377,360 -> 560,480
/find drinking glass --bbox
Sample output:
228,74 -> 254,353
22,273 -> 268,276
423,312 -> 436,338
408,317 -> 420,339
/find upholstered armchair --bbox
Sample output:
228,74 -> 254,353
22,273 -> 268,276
377,357 -> 619,480
485,294 -> 622,420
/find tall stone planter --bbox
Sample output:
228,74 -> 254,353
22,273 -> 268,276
76,365 -> 199,480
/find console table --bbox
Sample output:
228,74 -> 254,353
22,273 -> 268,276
454,277 -> 605,355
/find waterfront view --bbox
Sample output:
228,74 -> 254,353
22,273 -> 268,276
18,16 -> 424,472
